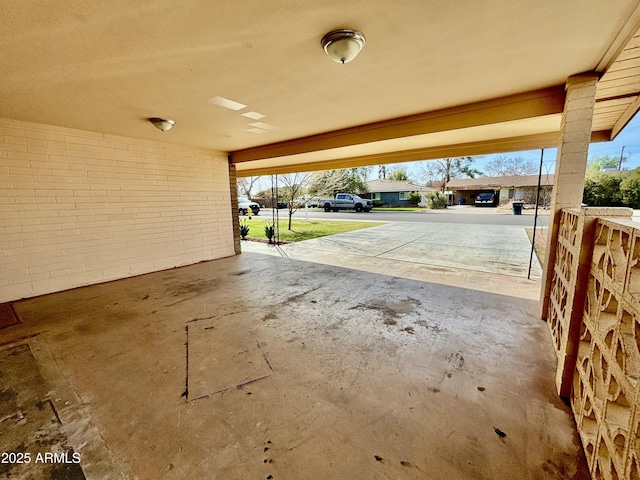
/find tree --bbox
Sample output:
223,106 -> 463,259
483,156 -> 537,177
237,176 -> 263,199
417,157 -> 481,192
387,167 -> 410,181
278,172 -> 313,230
620,168 -> 640,208
308,168 -> 370,197
587,155 -> 626,174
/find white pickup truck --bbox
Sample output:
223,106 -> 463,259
319,193 -> 373,212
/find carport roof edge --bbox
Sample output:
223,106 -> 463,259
447,174 -> 555,190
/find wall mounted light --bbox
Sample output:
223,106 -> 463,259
148,117 -> 175,132
321,29 -> 366,64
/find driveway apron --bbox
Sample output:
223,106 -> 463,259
259,222 -> 542,279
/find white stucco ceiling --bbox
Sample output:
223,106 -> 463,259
2,1 -> 640,174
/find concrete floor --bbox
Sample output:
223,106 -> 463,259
1,252 -> 588,479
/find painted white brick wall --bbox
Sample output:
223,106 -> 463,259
0,118 -> 235,302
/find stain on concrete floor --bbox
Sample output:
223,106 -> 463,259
0,303 -> 21,329
0,344 -> 85,480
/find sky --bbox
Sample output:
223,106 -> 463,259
392,112 -> 640,182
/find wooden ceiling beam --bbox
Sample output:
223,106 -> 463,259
236,132 -> 563,177
612,94 -> 640,138
230,86 -> 566,164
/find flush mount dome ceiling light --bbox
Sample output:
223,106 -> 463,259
321,29 -> 366,64
148,117 -> 175,132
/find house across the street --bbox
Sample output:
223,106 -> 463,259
365,179 -> 437,207
446,174 -> 554,207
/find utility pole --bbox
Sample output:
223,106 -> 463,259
618,146 -> 625,170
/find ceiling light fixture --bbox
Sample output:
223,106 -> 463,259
148,117 -> 175,132
321,29 -> 366,64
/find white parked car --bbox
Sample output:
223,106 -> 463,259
238,197 -> 260,215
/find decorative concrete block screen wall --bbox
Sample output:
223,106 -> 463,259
547,207 -> 640,479
0,118 -> 234,303
548,208 -> 586,397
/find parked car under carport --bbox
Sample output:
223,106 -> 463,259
475,192 -> 497,207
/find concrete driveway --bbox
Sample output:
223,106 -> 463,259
242,221 -> 543,300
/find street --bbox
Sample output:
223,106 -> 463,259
259,205 -> 550,227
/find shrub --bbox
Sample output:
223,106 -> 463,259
264,222 -> 275,243
407,191 -> 422,206
583,172 -> 624,207
426,191 -> 447,209
372,199 -> 386,208
621,168 -> 640,208
239,220 -> 250,240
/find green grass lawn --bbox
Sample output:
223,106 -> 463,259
242,219 -> 386,242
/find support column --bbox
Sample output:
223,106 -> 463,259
228,160 -> 241,255
541,73 -> 599,319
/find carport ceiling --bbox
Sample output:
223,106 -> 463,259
3,1 -> 640,175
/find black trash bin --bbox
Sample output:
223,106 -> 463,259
512,202 -> 523,215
